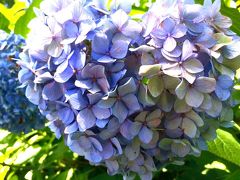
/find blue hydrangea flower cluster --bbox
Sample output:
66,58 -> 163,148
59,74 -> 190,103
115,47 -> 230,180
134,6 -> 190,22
0,30 -> 45,133
17,0 -> 240,179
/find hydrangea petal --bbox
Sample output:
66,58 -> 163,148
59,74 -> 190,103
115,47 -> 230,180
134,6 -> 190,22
42,81 -> 63,101
171,141 -> 191,157
182,117 -> 197,138
172,24 -> 187,38
92,105 -> 111,119
163,37 -> 177,52
174,99 -> 191,113
175,79 -> 188,99
181,40 -> 193,61
110,9 -> 129,29
92,33 -> 109,54
194,77 -> 216,93
118,78 -> 137,96
122,94 -> 141,114
183,59 -> 204,74
77,108 -> 96,131
164,117 -> 182,130
138,126 -> 153,144
110,40 -> 129,59
185,88 -> 204,108
58,107 -> 74,125
112,101 -> 128,123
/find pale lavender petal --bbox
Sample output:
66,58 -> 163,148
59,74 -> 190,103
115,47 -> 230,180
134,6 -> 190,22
112,101 -> 128,123
181,40 -> 193,61
138,126 -> 153,144
77,108 -> 96,131
162,18 -> 176,33
42,81 -> 63,101
110,40 -> 129,59
172,24 -> 187,38
110,9 -> 129,29
163,37 -> 177,52
122,94 -> 141,115
58,107 -> 74,125
118,78 -> 137,96
92,33 -> 109,54
92,105 -> 111,119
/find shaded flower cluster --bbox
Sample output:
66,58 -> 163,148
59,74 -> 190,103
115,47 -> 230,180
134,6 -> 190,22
17,0 -> 240,179
0,30 -> 45,133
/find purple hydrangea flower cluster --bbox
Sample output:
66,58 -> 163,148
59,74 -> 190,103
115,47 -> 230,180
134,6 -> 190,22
17,0 -> 240,179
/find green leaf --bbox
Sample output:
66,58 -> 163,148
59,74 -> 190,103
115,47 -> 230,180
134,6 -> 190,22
0,12 -> 10,32
225,170 -> 240,180
14,0 -> 42,37
0,0 -> 14,8
207,129 -> 240,167
0,166 -> 10,180
220,2 -> 240,35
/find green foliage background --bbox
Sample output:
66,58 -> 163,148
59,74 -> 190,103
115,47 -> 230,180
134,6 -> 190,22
0,0 -> 240,179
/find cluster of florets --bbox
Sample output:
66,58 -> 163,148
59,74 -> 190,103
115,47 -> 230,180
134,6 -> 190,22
17,0 -> 240,179
0,30 -> 45,133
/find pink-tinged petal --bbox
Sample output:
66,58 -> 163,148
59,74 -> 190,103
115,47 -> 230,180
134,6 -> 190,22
143,12 -> 158,37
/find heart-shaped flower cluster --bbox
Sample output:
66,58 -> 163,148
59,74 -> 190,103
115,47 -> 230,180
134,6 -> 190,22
17,0 -> 240,179
0,30 -> 45,133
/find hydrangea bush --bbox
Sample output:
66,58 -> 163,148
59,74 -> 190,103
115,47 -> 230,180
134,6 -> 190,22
17,0 -> 240,179
0,30 -> 45,133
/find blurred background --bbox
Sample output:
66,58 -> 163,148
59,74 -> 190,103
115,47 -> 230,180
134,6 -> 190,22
0,0 -> 240,179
